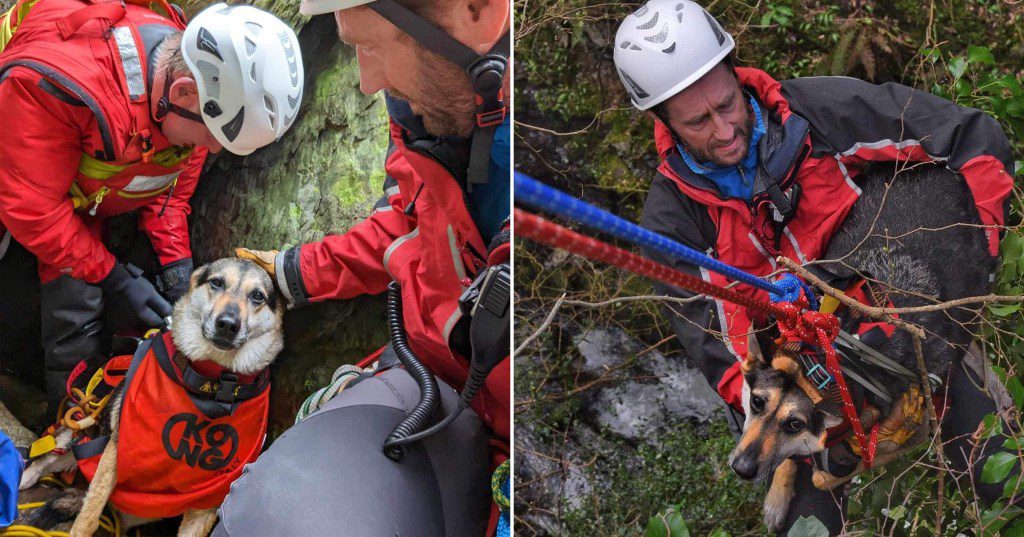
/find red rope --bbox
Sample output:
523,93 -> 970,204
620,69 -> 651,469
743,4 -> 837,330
515,209 -> 791,321
516,208 -> 879,467
775,302 -> 878,468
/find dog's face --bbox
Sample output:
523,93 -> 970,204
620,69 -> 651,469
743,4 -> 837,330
171,258 -> 284,375
728,329 -> 843,482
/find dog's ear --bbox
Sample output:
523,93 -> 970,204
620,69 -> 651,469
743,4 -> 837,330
189,264 -> 211,291
742,326 -> 768,372
815,400 -> 844,429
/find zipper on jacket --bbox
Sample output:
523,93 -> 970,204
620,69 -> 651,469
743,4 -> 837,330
737,165 -> 750,189
89,187 -> 110,216
158,178 -> 178,217
463,241 -> 488,273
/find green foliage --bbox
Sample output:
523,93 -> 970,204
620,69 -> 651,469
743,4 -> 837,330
982,451 -> 1017,484
644,505 -> 691,537
559,421 -> 763,535
786,517 -> 830,537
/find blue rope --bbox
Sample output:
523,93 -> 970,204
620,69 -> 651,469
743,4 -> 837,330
769,273 -> 820,311
514,172 -> 785,296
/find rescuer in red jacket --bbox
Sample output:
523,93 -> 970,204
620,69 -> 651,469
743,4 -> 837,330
227,0 -> 511,533
0,0 -> 303,414
615,1 -> 1016,533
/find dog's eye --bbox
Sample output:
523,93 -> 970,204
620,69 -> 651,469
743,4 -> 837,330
250,290 -> 266,304
208,277 -> 224,291
784,419 -> 806,434
750,395 -> 765,414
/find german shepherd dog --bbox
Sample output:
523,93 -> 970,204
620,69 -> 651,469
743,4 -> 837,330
728,163 -> 996,530
18,257 -> 284,536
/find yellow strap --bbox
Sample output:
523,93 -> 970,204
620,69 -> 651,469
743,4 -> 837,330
68,182 -> 87,210
27,435 -> 55,458
819,294 -> 841,315
76,146 -> 193,181
84,367 -> 104,397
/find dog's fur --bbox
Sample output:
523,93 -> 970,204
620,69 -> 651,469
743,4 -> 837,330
20,258 -> 284,537
728,163 -> 996,530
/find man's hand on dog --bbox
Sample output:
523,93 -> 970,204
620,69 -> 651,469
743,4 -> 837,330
234,247 -> 278,277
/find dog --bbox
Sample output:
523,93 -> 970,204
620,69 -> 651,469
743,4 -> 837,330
19,257 -> 284,537
728,163 -> 996,530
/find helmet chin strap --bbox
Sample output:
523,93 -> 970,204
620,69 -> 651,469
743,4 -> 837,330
154,70 -> 205,124
366,0 -> 509,192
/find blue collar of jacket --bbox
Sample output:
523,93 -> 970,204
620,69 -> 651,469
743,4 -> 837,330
675,94 -> 766,201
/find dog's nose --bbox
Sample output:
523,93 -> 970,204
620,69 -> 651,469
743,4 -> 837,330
731,453 -> 759,480
215,313 -> 241,336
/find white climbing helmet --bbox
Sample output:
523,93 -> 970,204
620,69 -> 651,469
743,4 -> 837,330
181,3 -> 304,156
613,0 -> 734,111
299,0 -> 372,16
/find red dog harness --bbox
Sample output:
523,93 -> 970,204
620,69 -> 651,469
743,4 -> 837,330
74,331 -> 269,518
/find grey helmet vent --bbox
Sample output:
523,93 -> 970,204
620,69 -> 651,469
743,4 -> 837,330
636,11 -> 659,30
618,69 -> 650,99
222,107 -> 245,142
704,10 -> 726,46
195,59 -> 221,99
644,23 -> 669,44
196,27 -> 222,61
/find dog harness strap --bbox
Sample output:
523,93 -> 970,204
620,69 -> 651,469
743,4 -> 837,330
71,434 -> 108,460
169,351 -> 270,403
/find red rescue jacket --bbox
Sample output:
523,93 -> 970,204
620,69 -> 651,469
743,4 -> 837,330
641,68 -> 1014,411
276,109 -> 511,447
0,0 -> 207,283
76,331 -> 269,518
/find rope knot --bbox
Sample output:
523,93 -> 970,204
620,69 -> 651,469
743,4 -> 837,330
770,273 -> 820,311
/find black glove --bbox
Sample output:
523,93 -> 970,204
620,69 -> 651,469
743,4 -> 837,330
157,258 -> 193,303
98,263 -> 173,328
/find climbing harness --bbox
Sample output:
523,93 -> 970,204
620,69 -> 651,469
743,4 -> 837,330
513,172 -> 941,470
26,354 -> 129,460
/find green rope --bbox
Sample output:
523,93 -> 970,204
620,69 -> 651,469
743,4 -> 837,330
491,459 -> 510,511
294,364 -> 367,423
